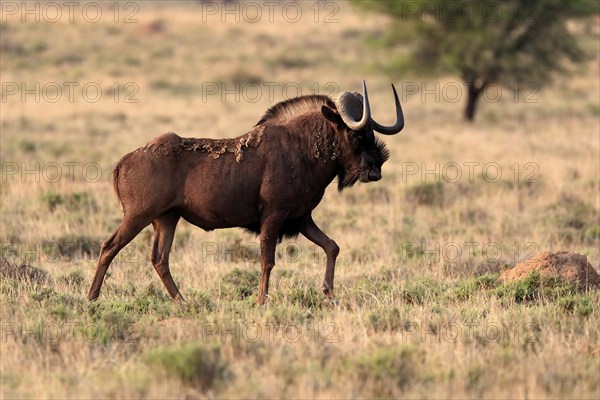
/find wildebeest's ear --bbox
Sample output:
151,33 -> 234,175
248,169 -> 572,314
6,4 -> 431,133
321,106 -> 342,124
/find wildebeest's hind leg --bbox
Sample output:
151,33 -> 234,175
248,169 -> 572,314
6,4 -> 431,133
150,210 -> 184,302
300,216 -> 340,301
88,214 -> 153,300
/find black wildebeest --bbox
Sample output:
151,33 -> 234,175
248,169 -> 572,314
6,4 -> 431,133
87,81 -> 404,304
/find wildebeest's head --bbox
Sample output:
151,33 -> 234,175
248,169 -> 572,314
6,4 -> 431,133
320,81 -> 404,190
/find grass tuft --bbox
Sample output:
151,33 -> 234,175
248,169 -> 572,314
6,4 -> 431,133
144,343 -> 230,391
222,268 -> 260,300
350,344 -> 424,397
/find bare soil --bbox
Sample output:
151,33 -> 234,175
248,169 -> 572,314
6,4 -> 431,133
499,251 -> 600,290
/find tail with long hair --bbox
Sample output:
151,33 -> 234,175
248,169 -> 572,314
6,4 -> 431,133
112,152 -> 134,213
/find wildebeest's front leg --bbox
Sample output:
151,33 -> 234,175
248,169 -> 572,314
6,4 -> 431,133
257,214 -> 284,305
300,216 -> 340,300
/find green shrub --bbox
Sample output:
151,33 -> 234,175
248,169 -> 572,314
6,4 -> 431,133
31,287 -> 57,302
222,268 -> 259,300
18,140 -> 36,153
405,182 -> 444,207
42,234 -> 100,259
395,242 -> 425,263
473,273 -> 501,289
367,307 -> 404,333
144,343 -> 230,391
399,278 -> 444,305
58,270 -> 85,287
351,345 -> 423,397
41,190 -> 64,211
288,286 -> 322,309
50,304 -> 70,320
584,225 -> 600,241
496,271 -> 541,302
448,273 -> 500,301
495,271 -> 577,303
133,284 -> 175,315
354,275 -> 394,296
559,295 -> 594,317
545,194 -> 597,242
42,190 -> 97,212
102,310 -> 136,341
186,290 -> 216,314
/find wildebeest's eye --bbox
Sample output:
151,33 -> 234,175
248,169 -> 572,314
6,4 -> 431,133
349,132 -> 361,144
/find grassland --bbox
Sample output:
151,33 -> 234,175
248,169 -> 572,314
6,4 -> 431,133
1,2 -> 599,398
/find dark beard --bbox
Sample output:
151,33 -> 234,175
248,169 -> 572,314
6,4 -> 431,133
337,167 -> 360,191
336,139 -> 389,191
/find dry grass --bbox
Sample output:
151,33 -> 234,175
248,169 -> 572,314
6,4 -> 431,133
1,2 -> 599,399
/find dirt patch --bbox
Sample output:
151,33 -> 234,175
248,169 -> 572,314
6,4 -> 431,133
181,125 -> 264,162
136,20 -> 166,36
0,259 -> 50,285
499,251 -> 600,290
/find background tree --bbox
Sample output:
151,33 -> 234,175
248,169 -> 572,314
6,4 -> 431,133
352,0 -> 596,121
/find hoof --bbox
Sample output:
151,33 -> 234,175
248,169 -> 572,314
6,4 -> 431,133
256,294 -> 270,305
324,297 -> 339,307
173,294 -> 186,304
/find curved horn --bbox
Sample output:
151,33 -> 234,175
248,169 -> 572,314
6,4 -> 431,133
338,80 -> 371,131
372,84 -> 404,135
